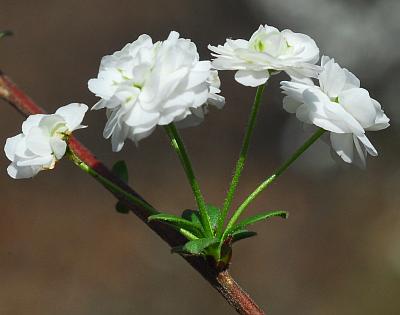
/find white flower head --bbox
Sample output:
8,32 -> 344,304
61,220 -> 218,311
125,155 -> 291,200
88,31 -> 224,151
281,56 -> 390,167
4,103 -> 88,179
208,24 -> 320,87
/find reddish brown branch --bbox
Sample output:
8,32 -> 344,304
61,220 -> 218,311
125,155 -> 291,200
0,72 -> 265,315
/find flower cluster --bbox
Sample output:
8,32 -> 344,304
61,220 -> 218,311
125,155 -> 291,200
3,25 -> 390,179
88,31 -> 224,151
209,25 -> 389,167
4,103 -> 88,178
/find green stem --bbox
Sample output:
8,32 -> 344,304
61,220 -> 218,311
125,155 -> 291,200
217,84 -> 266,238
67,149 -> 158,216
223,128 -> 325,237
164,123 -> 213,237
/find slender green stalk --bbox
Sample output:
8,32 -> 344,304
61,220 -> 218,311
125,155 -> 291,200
164,123 -> 213,237
67,149 -> 158,216
223,128 -> 325,237
216,84 -> 266,238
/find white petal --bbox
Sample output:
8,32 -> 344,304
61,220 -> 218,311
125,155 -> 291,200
129,126 -> 156,145
4,134 -> 24,161
186,61 -> 211,89
339,88 -> 376,128
176,107 -> 205,128
280,80 -> 314,103
282,96 -> 302,114
320,56 -> 332,67
88,73 -> 119,99
103,108 -> 123,139
352,135 -> 367,169
234,70 -> 269,87
366,99 -> 390,131
283,31 -> 320,64
38,115 -> 65,135
124,104 -> 159,127
22,114 -> 45,135
17,155 -> 54,167
92,99 -> 110,110
110,123 -> 129,152
7,163 -> 42,179
55,103 -> 88,131
330,133 -> 354,164
343,68 -> 360,89
50,137 -> 67,160
207,92 -> 225,109
319,58 -> 346,97
25,127 -> 52,156
301,89 -> 364,134
357,134 -> 378,156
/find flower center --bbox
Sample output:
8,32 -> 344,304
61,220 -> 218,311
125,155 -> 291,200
51,122 -> 69,139
253,39 -> 266,52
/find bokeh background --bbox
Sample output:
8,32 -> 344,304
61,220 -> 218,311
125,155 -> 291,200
0,0 -> 399,314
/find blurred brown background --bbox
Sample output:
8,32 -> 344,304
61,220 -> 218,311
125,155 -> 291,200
0,0 -> 399,314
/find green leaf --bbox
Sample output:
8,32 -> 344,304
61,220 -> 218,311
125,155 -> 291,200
115,201 -> 130,214
231,230 -> 257,243
148,213 -> 203,237
181,209 -> 203,229
181,205 -> 220,234
205,204 -> 221,230
228,210 -> 288,234
112,160 -> 128,183
112,160 -> 130,213
0,30 -> 13,39
174,237 -> 219,255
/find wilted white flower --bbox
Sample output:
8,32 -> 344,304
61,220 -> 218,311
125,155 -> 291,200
281,56 -> 390,167
4,103 -> 88,179
88,31 -> 224,151
208,24 -> 320,87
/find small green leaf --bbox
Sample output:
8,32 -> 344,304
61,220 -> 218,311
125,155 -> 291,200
148,213 -> 203,237
0,30 -> 13,39
205,204 -> 221,230
179,237 -> 219,255
112,160 -> 128,183
231,230 -> 257,243
181,209 -> 202,229
115,201 -> 130,214
229,210 -> 288,234
112,160 -> 129,214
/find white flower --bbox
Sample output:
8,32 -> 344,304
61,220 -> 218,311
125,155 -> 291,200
4,103 -> 88,179
208,24 -> 320,87
281,56 -> 390,167
88,31 -> 224,151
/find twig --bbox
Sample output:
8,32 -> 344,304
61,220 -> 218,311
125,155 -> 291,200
0,72 -> 265,315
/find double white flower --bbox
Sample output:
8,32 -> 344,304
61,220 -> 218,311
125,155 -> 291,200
281,56 -> 390,167
88,31 -> 224,151
4,103 -> 88,179
209,25 -> 320,87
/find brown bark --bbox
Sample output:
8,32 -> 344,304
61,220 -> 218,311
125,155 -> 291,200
0,72 -> 265,315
